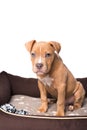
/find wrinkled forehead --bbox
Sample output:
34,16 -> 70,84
31,41 -> 54,53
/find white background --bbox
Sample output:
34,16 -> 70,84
0,0 -> 87,78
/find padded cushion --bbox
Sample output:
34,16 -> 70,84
8,95 -> 87,116
0,72 -> 11,105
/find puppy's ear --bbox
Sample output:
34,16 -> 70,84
49,41 -> 61,53
25,40 -> 36,52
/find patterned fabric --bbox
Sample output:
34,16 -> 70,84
0,103 -> 28,115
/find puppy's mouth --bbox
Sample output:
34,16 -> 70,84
36,70 -> 45,75
33,67 -> 48,75
35,68 -> 48,75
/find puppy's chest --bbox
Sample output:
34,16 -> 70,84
38,75 -> 58,98
38,75 -> 54,87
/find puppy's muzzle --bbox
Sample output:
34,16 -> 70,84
36,63 -> 43,69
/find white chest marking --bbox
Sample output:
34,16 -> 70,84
38,75 -> 54,87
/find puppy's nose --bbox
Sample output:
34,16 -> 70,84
36,63 -> 43,69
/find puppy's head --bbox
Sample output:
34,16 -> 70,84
25,40 -> 61,76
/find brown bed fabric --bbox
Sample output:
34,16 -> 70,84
0,72 -> 11,105
0,71 -> 87,130
77,77 -> 87,97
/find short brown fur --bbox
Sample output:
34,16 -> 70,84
25,40 -> 85,116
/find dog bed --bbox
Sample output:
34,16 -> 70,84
0,71 -> 87,130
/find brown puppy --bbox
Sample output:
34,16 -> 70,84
25,40 -> 85,116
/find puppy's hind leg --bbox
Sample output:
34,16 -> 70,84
69,82 -> 85,111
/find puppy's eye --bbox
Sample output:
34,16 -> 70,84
31,52 -> 35,57
45,53 -> 51,58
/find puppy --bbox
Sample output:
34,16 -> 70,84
25,40 -> 85,116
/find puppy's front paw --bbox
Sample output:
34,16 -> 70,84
56,112 -> 64,116
38,103 -> 48,113
56,110 -> 64,116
